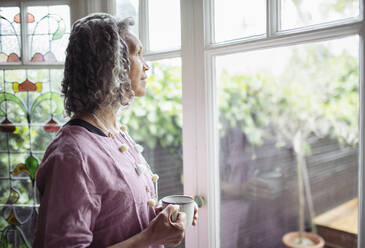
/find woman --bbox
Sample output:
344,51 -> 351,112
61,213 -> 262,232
33,13 -> 197,248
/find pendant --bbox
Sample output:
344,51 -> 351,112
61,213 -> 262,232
135,163 -> 147,175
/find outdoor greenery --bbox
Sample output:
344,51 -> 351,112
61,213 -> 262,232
219,39 -> 358,241
121,60 -> 183,150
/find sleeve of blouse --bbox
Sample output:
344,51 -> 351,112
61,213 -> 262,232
34,143 -> 101,248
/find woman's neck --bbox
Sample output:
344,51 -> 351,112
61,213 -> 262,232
93,108 -> 118,131
75,106 -> 120,136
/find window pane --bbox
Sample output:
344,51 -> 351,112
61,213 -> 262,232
281,0 -> 360,30
0,7 -> 21,63
214,0 -> 266,43
27,5 -> 71,62
121,58 -> 184,200
116,0 -> 139,38
0,67 -> 64,246
216,36 -> 358,247
148,0 -> 181,51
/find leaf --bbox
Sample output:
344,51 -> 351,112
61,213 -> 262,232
52,18 -> 66,40
30,92 -> 63,117
0,93 -> 27,117
25,155 -> 39,180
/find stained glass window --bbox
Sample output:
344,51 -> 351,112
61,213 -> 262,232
0,68 -> 65,246
0,7 -> 21,63
28,5 -> 70,63
0,2 -> 69,247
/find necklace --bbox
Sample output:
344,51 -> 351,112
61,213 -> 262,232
92,113 -> 118,137
91,113 -> 159,204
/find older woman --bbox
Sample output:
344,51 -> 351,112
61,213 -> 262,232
33,13 -> 197,248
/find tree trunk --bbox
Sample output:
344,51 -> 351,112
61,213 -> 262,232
294,131 -> 305,242
296,150 -> 305,241
301,155 -> 317,234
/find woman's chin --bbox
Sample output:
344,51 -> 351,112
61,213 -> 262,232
134,89 -> 146,97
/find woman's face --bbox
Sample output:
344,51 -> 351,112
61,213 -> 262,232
125,32 -> 149,97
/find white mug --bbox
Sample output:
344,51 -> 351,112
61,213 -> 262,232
161,195 -> 195,227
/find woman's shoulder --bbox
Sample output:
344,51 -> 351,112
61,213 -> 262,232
49,124 -> 101,152
36,125 -> 104,188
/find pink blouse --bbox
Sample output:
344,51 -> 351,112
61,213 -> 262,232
33,123 -> 163,248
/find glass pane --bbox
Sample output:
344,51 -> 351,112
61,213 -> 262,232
121,58 -> 183,198
216,36 -> 359,247
281,0 -> 360,30
0,66 -> 64,246
148,0 -> 181,51
116,0 -> 139,38
27,5 -> 71,62
0,7 -> 21,63
214,0 -> 266,42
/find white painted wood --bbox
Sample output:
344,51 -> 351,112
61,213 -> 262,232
181,0 -> 211,247
0,64 -> 64,70
180,0 -> 199,246
20,0 -> 70,6
70,0 -> 87,23
0,0 -> 70,5
139,0 -> 150,52
103,0 -> 115,15
267,0 -> 279,37
143,49 -> 180,61
205,52 -> 221,248
358,2 -> 365,248
207,21 -> 362,56
204,0 -> 214,45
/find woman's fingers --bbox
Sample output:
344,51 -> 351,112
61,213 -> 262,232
154,200 -> 164,215
171,211 -> 186,231
192,202 -> 199,226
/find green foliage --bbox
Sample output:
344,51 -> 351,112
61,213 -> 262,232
219,73 -> 272,145
121,61 -> 182,149
219,43 -> 358,153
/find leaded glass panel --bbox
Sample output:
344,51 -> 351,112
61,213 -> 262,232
0,67 -> 65,246
27,5 -> 70,63
0,7 -> 21,63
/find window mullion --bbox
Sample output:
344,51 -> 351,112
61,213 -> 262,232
206,21 -> 362,56
267,0 -> 279,37
139,0 -> 149,52
358,3 -> 365,246
205,0 -> 215,45
20,1 -> 28,64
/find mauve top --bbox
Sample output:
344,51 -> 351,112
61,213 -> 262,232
33,120 -> 163,248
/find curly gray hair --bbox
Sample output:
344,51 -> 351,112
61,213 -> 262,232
61,13 -> 135,116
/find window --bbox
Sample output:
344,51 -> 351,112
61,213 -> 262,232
281,0 -> 360,30
217,36 -> 359,247
0,2 -> 70,246
180,0 -> 364,247
116,0 -> 184,213
214,0 -> 266,42
1,0 -> 364,247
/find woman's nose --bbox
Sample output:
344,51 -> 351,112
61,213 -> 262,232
143,62 -> 150,71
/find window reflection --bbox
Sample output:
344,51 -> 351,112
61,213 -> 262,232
217,36 -> 359,247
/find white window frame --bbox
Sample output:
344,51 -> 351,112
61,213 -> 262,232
2,0 -> 363,247
179,0 -> 365,248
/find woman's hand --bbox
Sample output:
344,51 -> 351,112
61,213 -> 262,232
144,204 -> 186,247
192,202 -> 198,226
155,201 -> 199,226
